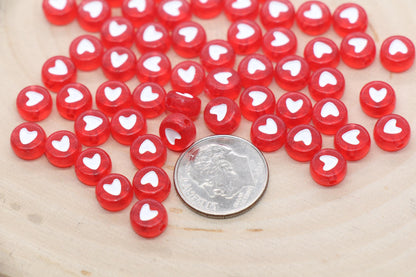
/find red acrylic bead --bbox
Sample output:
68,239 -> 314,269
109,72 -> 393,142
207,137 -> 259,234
310,149 -> 347,187
227,19 -> 262,55
239,85 -> 276,121
308,67 -> 345,101
275,55 -> 310,91
102,46 -> 137,82
224,0 -> 259,21
42,0 -> 77,25
130,199 -> 168,238
69,35 -> 104,71
172,21 -> 207,58
159,113 -> 196,152
260,0 -> 294,29
295,1 -> 331,36
135,22 -> 171,54
312,98 -> 348,135
285,124 -> 322,162
157,0 -> 191,30
340,32 -> 376,69
262,27 -> 297,62
373,114 -> 411,152
10,122 -> 46,161
165,91 -> 201,120
75,147 -> 112,186
107,0 -> 123,7
359,81 -> 396,118
132,82 -> 166,118
380,35 -> 415,73
334,123 -> 371,161
16,85 -> 52,122
133,166 -> 171,202
332,3 -> 368,37
200,40 -> 236,71
56,83 -> 92,120
191,0 -> 223,19
136,51 -> 171,86
95,173 -> 134,211
100,17 -> 135,49
276,91 -> 312,128
77,0 -> 111,32
42,56 -> 77,93
95,80 -> 132,117
45,130 -> 81,168
204,97 -> 241,134
130,134 -> 167,168
121,0 -> 155,28
74,109 -> 110,146
238,54 -> 273,88
205,68 -> 241,100
110,108 -> 147,145
171,61 -> 205,96
250,114 -> 286,152
304,37 -> 340,71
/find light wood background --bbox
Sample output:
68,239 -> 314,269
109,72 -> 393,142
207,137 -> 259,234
1,0 -> 416,276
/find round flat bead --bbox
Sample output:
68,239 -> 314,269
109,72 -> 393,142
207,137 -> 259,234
165,91 -> 201,120
224,0 -> 259,21
260,0 -> 295,29
239,85 -> 276,121
159,113 -> 196,151
74,109 -> 110,146
10,122 -> 46,160
334,123 -> 371,161
157,0 -> 191,30
75,147 -> 112,186
16,85 -> 52,122
69,35 -> 104,71
304,37 -> 340,71
340,32 -> 376,69
200,40 -> 236,71
332,3 -> 367,37
262,27 -> 297,62
238,54 -> 273,88
380,35 -> 415,73
276,91 -> 312,128
308,67 -> 345,101
42,56 -> 77,93
136,51 -> 171,86
359,81 -> 396,118
135,22 -> 170,54
285,124 -> 322,162
132,82 -> 166,118
171,61 -> 205,96
250,114 -> 286,152
275,55 -> 310,91
42,0 -> 77,25
102,46 -> 136,82
95,173 -> 134,211
100,17 -> 135,49
130,134 -> 167,168
227,20 -> 262,55
110,108 -> 147,145
312,98 -> 348,135
191,0 -> 223,19
295,1 -> 331,36
310,149 -> 347,187
133,166 -> 171,202
171,21 -> 206,58
122,0 -> 155,28
130,199 -> 168,238
204,96 -> 241,134
205,67 -> 241,100
373,114 -> 410,152
45,130 -> 81,168
95,80 -> 132,117
56,83 -> 92,120
77,0 -> 111,32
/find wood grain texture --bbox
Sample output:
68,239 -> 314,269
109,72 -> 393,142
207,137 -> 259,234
1,0 -> 416,276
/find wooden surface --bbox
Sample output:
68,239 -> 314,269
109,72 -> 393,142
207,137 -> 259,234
1,0 -> 416,276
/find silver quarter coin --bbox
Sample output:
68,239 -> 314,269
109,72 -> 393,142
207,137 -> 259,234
174,135 -> 269,218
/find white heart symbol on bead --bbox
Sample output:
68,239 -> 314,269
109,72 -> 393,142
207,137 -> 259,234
247,58 -> 266,74
119,114 -> 137,130
286,98 -> 303,113
19,128 -> 37,145
165,128 -> 182,145
389,39 -> 408,55
65,88 -> 83,103
294,129 -> 312,146
143,56 -> 161,72
143,25 -> 163,42
25,91 -> 44,107
139,139 -> 157,154
319,155 -> 338,171
236,23 -> 254,40
319,71 -> 337,87
103,179 -> 122,196
232,0 -> 251,9
77,38 -> 95,55
369,87 -> 387,103
141,171 -> 159,188
52,135 -> 70,152
320,102 -> 339,118
178,26 -> 198,43
258,118 -> 278,135
282,60 -> 301,77
269,1 -> 289,18
209,45 -> 227,61
348,38 -> 367,53
83,153 -> 101,170
48,59 -> 68,75
83,1 -> 103,18
313,41 -> 332,58
178,66 -> 196,83
271,31 -> 289,47
109,21 -> 127,37
104,87 -> 122,102
249,91 -> 267,106
140,86 -> 159,102
163,0 -> 182,16
210,104 -> 227,121
111,52 -> 128,68
383,119 -> 402,134
340,7 -> 359,24
49,0 -> 67,11
140,203 -> 158,221
304,3 -> 322,19
128,0 -> 146,12
83,115 -> 103,131
342,129 -> 360,145
214,72 -> 232,85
